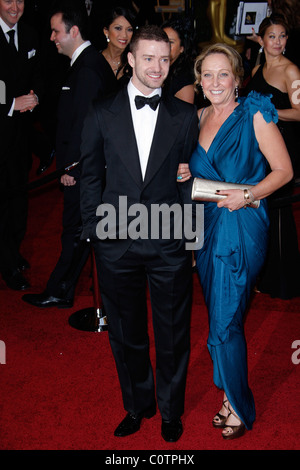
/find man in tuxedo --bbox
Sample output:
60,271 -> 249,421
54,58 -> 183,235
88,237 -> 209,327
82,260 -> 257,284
22,1 -> 115,308
0,0 -> 42,290
80,25 -> 198,442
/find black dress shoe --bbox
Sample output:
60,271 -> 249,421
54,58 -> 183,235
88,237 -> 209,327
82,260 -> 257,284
161,419 -> 183,442
22,291 -> 73,308
114,405 -> 156,437
36,150 -> 55,175
4,270 -> 30,291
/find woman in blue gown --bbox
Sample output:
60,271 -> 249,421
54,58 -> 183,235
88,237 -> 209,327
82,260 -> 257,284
179,43 -> 293,439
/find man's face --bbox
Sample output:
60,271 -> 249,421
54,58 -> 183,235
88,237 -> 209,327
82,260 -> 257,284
0,0 -> 24,28
128,39 -> 170,95
50,13 -> 74,58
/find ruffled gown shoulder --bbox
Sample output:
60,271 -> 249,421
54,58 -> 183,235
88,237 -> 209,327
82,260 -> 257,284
189,91 -> 276,429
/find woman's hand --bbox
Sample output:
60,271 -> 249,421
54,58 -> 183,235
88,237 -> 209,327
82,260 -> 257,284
246,28 -> 259,43
216,189 -> 246,211
177,163 -> 191,183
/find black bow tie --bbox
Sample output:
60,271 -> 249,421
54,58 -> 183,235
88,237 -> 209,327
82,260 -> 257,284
135,94 -> 161,111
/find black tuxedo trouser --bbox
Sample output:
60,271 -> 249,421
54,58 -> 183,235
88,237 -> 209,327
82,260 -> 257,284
93,239 -> 192,421
46,182 -> 90,299
0,115 -> 30,277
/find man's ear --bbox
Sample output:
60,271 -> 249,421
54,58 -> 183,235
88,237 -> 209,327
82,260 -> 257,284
70,25 -> 80,39
127,51 -> 135,68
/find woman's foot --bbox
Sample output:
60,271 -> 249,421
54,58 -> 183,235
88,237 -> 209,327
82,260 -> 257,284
212,399 -> 229,428
222,407 -> 245,440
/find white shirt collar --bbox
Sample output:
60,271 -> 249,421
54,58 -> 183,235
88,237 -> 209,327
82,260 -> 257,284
0,17 -> 18,47
70,40 -> 91,66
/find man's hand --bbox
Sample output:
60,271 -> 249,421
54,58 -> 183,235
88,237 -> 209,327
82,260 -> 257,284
15,90 -> 38,112
61,174 -> 76,186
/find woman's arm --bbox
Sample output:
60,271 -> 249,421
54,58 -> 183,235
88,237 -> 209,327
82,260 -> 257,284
217,111 -> 293,211
277,63 -> 300,121
175,84 -> 195,104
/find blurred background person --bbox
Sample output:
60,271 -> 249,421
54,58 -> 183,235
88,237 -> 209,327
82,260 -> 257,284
162,16 -> 197,104
246,13 -> 300,299
22,0 -> 114,308
101,5 -> 136,82
0,0 -> 42,290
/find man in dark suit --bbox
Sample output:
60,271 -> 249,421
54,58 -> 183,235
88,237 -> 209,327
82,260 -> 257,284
22,1 -> 115,308
80,25 -> 199,442
0,0 -> 42,290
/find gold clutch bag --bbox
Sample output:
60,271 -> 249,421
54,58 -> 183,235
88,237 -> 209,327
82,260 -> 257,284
191,178 -> 260,208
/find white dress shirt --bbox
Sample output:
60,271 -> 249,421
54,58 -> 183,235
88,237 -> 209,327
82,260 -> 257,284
0,17 -> 18,49
127,79 -> 161,180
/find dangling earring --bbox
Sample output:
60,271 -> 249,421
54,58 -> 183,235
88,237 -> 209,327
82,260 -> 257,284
201,86 -> 206,100
235,86 -> 239,99
106,35 -> 110,43
283,48 -> 286,55
259,45 -> 264,53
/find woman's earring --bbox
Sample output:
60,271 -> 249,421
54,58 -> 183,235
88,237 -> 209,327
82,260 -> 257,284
259,45 -> 264,53
106,35 -> 110,43
283,48 -> 286,55
235,86 -> 239,99
201,86 -> 206,100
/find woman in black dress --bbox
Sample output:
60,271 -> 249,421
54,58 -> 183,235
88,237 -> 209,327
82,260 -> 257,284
247,14 -> 300,299
162,17 -> 196,104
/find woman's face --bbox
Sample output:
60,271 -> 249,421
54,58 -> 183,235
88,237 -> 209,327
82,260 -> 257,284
163,27 -> 184,64
201,53 -> 238,105
260,23 -> 288,56
104,15 -> 133,50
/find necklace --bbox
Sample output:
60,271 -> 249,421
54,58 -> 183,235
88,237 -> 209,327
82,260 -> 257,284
111,58 -> 121,68
107,55 -> 121,73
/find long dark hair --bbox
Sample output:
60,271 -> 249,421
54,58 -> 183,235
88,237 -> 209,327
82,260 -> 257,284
258,13 -> 289,38
162,16 -> 196,77
102,6 -> 137,31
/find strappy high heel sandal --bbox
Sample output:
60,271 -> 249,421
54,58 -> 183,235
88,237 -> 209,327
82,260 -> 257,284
212,399 -> 229,428
222,408 -> 245,440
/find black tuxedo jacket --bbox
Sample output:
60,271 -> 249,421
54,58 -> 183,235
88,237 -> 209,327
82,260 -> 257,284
0,21 -> 42,163
80,86 -> 199,264
0,21 -> 42,115
55,44 -> 116,178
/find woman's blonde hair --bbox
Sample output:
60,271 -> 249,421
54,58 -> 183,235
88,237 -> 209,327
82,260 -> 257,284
194,43 -> 244,91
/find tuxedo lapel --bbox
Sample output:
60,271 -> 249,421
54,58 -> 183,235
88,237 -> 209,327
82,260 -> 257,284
143,97 -> 182,187
104,88 -> 143,188
0,26 -> 14,60
17,23 -> 31,56
0,26 -> 8,48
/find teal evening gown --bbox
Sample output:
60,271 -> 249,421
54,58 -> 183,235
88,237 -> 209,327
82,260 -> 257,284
189,91 -> 278,429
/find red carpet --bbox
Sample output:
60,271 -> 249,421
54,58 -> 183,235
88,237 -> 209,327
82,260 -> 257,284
1,158 -> 299,455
